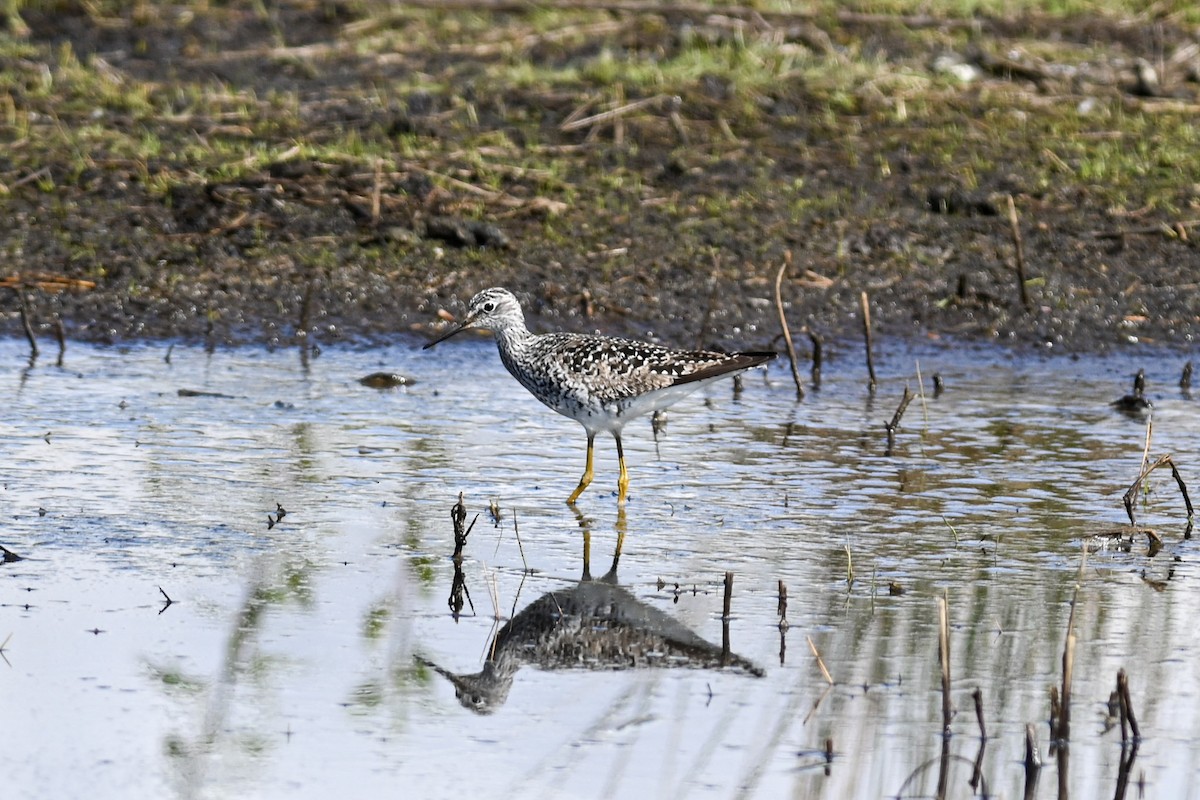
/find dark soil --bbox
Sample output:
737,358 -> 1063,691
2,3 -> 1199,355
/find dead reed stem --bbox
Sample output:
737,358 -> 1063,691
774,252 -> 805,400
972,687 -> 986,740
16,291 -> 38,358
808,330 -> 822,388
1117,668 -> 1141,742
1123,453 -> 1194,525
885,385 -> 914,455
1058,585 -> 1079,742
54,319 -> 65,367
937,592 -> 952,735
1007,194 -> 1032,310
806,635 -> 834,685
777,580 -> 788,630
860,291 -> 876,392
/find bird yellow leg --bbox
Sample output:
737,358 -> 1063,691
615,434 -> 629,505
567,433 -> 596,505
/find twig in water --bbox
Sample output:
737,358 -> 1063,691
844,545 -> 854,589
808,330 -> 822,388
860,291 -> 876,392
1116,668 -> 1141,742
1007,194 -> 1032,310
512,508 -> 528,572
720,571 -> 734,664
774,252 -> 804,400
777,580 -> 788,631
937,593 -> 952,735
1122,453 -> 1194,526
1181,360 -> 1193,392
806,635 -> 834,685
972,687 -> 987,740
1058,582 -> 1080,743
721,571 -> 733,621
451,492 -> 477,561
1139,414 -> 1153,474
54,319 -> 65,367
16,290 -> 38,359
158,586 -> 175,614
885,384 -> 914,456
1023,723 -> 1042,778
940,515 -> 961,545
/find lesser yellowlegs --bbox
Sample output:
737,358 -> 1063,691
423,287 -> 775,505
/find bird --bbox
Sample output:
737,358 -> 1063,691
423,287 -> 775,505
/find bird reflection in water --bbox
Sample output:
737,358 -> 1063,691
420,507 -> 763,714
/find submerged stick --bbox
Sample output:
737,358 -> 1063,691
1007,194 -> 1032,310
774,253 -> 805,400
860,291 -> 876,392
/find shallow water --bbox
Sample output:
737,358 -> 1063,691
1,336 -> 1198,799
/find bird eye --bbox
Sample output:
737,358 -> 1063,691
483,302 -> 496,313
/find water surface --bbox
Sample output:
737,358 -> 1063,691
1,337 -> 1198,799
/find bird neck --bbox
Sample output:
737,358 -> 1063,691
492,316 -> 533,356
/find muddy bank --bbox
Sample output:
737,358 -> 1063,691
1,2 -> 1198,353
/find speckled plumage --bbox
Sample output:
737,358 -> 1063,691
424,287 -> 774,504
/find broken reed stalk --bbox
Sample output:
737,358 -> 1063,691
722,571 -> 734,620
860,291 -> 876,392
806,635 -> 834,685
512,508 -> 528,572
1122,453 -> 1195,526
1117,668 -> 1141,742
808,330 -> 823,388
777,579 -> 789,629
937,593 -> 952,735
1181,360 -> 1193,391
16,290 -> 38,358
972,687 -> 987,740
1024,723 -> 1041,770
721,571 -> 734,663
1139,416 -> 1153,474
451,492 -> 477,561
54,319 -> 65,366
888,383 -> 912,453
774,253 -> 805,400
1007,194 -> 1032,310
1058,585 -> 1079,742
